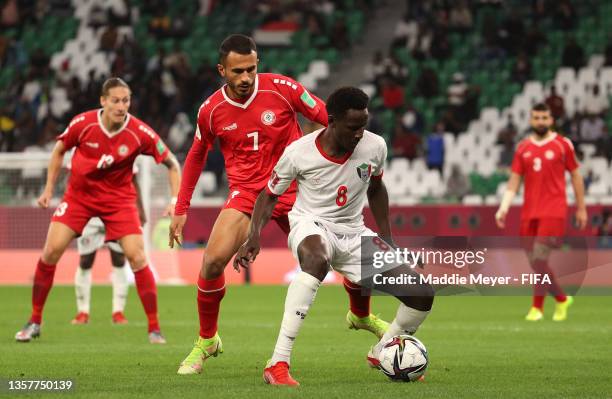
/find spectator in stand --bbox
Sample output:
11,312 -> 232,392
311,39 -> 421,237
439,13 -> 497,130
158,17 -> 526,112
381,78 -> 404,112
605,37 -> 612,67
392,116 -> 421,160
449,0 -> 473,33
410,22 -> 432,61
167,112 -> 192,162
401,103 -> 425,135
499,10 -> 525,56
583,85 -> 609,117
522,21 -> 547,57
497,115 -> 518,145
382,52 -> 409,85
392,13 -> 418,48
579,114 -> 607,143
415,67 -> 439,99
561,37 -> 585,71
363,51 -> 385,86
330,17 -> 349,50
545,85 -> 565,121
431,26 -> 451,60
553,0 -> 576,30
447,72 -> 468,123
512,52 -> 532,85
445,164 -> 470,202
426,122 -> 446,175
0,106 -> 16,152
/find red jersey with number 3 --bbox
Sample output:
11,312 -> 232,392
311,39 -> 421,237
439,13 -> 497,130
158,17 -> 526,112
511,133 -> 579,220
175,73 -> 327,215
58,109 -> 169,206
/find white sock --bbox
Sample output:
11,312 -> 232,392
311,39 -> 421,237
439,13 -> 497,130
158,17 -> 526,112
270,272 -> 322,365
373,304 -> 429,356
111,265 -> 129,313
75,267 -> 92,314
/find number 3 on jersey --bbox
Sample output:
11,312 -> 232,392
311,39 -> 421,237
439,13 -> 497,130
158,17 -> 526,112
336,185 -> 348,206
533,157 -> 541,172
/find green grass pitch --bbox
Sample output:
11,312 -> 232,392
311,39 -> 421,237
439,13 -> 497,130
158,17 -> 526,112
1,286 -> 611,398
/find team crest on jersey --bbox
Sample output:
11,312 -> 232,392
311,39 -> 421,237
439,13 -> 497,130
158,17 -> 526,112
356,163 -> 372,183
545,149 -> 555,160
261,110 -> 276,126
118,145 -> 129,156
523,151 -> 532,158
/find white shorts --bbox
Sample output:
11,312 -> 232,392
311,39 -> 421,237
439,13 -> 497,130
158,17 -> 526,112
287,217 -> 378,284
77,218 -> 123,255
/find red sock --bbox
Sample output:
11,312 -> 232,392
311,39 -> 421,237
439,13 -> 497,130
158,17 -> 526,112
343,277 -> 370,318
134,266 -> 159,332
532,259 -> 567,304
30,259 -> 57,324
532,295 -> 545,309
197,274 -> 226,339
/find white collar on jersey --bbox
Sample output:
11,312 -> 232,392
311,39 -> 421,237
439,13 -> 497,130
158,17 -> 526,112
529,132 -> 557,146
97,109 -> 131,138
221,74 -> 259,109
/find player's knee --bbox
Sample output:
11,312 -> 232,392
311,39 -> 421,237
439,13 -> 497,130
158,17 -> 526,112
297,250 -> 329,281
79,253 -> 95,270
42,243 -> 66,264
125,252 -> 146,269
203,255 -> 228,278
110,251 -> 125,267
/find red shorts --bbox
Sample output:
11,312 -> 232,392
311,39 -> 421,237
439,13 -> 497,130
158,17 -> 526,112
519,218 -> 566,236
520,218 -> 566,249
51,194 -> 142,241
224,186 -> 295,235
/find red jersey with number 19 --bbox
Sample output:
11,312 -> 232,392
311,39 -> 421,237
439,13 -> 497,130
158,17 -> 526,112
511,133 -> 579,220
175,73 -> 327,215
58,109 -> 169,206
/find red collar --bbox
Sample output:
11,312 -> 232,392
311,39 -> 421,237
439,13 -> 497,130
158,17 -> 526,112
315,130 -> 352,164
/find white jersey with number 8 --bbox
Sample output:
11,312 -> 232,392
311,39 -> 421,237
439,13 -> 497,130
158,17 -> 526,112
267,128 -> 386,234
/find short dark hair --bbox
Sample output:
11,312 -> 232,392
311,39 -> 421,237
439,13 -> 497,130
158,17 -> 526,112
101,77 -> 130,96
219,34 -> 257,63
326,87 -> 369,119
532,102 -> 550,113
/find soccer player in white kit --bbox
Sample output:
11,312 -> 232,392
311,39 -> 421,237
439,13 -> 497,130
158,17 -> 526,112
235,87 -> 434,386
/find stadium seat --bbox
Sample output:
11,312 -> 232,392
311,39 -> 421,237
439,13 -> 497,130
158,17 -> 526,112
577,67 -> 597,93
308,60 -> 330,81
555,68 -> 576,97
484,194 -> 499,205
601,67 -> 612,96
462,194 -> 483,205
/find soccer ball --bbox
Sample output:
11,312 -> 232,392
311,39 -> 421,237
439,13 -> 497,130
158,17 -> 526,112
377,335 -> 428,382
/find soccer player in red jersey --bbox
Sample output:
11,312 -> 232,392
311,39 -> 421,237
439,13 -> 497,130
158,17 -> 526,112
496,103 -> 587,321
170,34 -> 388,375
15,78 -> 181,344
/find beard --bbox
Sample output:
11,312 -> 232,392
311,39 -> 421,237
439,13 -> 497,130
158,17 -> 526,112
533,126 -> 549,137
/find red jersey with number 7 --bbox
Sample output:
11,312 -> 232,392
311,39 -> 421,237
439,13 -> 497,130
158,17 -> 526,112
57,109 -> 169,206
175,73 -> 328,215
511,133 -> 579,220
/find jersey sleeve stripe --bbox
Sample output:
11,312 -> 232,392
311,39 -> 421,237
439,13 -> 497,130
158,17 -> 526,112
258,90 -> 295,113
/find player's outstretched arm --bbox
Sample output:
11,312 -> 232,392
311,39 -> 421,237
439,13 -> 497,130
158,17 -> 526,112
367,177 -> 394,246
233,190 -> 279,272
495,172 -> 521,229
570,169 -> 587,229
38,141 -> 67,208
161,152 -> 181,216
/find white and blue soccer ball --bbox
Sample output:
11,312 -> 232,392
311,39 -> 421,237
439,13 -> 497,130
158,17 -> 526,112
377,335 -> 428,382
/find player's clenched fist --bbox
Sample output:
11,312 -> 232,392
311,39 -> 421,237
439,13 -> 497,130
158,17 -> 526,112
233,236 -> 261,273
169,214 -> 186,248
37,189 -> 52,208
